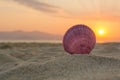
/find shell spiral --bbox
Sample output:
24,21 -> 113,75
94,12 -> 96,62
63,24 -> 96,54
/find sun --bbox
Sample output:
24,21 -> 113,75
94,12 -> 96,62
98,29 -> 104,35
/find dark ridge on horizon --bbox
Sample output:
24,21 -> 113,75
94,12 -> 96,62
0,30 -> 62,40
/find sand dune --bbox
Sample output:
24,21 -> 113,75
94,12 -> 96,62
0,53 -> 23,73
0,43 -> 120,80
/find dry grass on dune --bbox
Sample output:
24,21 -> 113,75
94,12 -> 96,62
0,53 -> 23,73
0,43 -> 64,61
0,42 -> 120,80
92,42 -> 120,58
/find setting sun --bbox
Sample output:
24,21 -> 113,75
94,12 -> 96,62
0,0 -> 120,43
98,29 -> 105,35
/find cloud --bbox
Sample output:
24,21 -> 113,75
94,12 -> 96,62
6,0 -> 87,19
11,0 -> 60,13
7,0 -> 73,18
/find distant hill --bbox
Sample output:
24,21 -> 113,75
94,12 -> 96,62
0,31 -> 62,40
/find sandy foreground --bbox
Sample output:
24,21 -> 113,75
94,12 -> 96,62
0,42 -> 120,80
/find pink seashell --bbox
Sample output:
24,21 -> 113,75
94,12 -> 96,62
63,24 -> 96,54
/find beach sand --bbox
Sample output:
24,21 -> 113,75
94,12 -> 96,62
0,42 -> 120,80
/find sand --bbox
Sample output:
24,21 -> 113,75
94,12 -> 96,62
0,42 -> 120,80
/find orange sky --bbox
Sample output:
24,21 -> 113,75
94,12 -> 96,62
0,0 -> 120,42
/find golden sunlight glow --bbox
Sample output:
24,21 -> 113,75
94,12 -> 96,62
98,29 -> 104,35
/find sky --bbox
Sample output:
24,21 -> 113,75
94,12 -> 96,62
0,0 -> 120,42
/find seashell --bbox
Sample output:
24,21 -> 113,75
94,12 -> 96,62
63,24 -> 96,54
